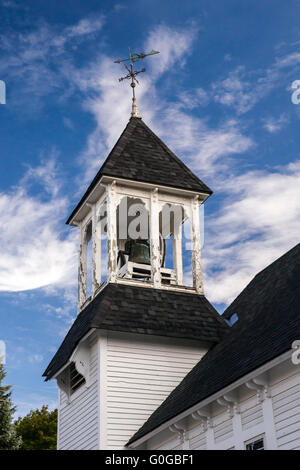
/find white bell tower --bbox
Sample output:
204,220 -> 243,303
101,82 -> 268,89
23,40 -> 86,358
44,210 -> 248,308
75,173 -> 206,313
43,56 -> 228,450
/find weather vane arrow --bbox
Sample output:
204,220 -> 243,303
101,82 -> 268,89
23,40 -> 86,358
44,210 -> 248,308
114,48 -> 160,118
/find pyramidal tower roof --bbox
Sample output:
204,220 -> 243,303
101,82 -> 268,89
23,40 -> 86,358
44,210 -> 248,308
67,116 -> 212,224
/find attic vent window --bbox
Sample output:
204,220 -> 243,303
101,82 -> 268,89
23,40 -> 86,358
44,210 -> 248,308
70,362 -> 85,394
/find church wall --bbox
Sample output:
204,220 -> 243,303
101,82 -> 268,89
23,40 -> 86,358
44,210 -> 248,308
57,335 -> 99,450
271,363 -> 300,449
99,330 -> 208,450
142,358 -> 300,450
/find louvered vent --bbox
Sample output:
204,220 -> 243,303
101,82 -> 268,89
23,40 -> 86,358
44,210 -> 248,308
70,362 -> 85,394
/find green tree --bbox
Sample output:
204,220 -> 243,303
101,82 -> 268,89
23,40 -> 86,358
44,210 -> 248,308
0,363 -> 22,450
15,405 -> 57,450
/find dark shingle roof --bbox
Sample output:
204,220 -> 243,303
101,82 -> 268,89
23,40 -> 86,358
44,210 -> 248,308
127,243 -> 300,446
43,283 -> 228,380
223,243 -> 300,323
67,117 -> 212,224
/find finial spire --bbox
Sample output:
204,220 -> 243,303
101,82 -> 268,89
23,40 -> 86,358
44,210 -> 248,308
114,48 -> 160,118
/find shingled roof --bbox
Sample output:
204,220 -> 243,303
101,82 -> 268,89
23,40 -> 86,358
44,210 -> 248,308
67,117 -> 212,224
43,283 -> 228,380
127,243 -> 300,446
223,243 -> 300,324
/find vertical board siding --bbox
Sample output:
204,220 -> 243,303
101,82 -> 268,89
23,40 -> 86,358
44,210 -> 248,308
58,336 -> 99,450
106,332 -> 206,449
272,370 -> 300,450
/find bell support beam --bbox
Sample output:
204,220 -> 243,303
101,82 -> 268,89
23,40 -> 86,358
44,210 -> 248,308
191,196 -> 204,294
150,188 -> 161,288
78,221 -> 88,311
173,218 -> 183,286
106,181 -> 118,283
92,203 -> 101,296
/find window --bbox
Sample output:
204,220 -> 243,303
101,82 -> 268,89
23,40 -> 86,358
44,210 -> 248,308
69,362 -> 86,395
245,435 -> 265,450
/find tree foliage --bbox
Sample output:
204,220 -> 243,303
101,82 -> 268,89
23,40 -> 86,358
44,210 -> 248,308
15,405 -> 57,450
0,363 -> 22,450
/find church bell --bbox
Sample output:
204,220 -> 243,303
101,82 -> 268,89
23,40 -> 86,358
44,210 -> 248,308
125,239 -> 151,265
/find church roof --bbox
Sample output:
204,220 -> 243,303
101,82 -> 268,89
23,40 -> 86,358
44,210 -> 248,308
127,243 -> 300,446
223,243 -> 300,324
43,283 -> 228,381
66,117 -> 212,224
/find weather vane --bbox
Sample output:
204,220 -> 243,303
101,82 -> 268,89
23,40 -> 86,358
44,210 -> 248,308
114,48 -> 160,118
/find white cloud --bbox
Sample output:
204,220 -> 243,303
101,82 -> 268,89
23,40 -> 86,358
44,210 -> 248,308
178,88 -> 210,109
157,111 -> 253,176
29,354 -> 43,363
144,24 -> 197,77
263,113 -> 288,133
0,15 -> 105,110
14,395 -> 58,419
0,157 -> 77,292
213,49 -> 300,114
73,24 -> 252,186
204,160 -> 300,306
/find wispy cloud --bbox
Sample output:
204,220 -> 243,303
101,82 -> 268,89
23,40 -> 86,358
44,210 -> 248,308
73,24 -> 253,186
212,49 -> 300,114
0,156 -> 77,292
262,113 -> 288,133
0,15 -> 105,111
204,160 -> 300,306
14,395 -> 58,419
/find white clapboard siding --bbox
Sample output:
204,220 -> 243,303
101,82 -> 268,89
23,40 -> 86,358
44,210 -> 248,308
272,369 -> 300,450
189,424 -> 207,450
213,413 -> 234,443
58,336 -> 99,450
141,358 -> 300,451
105,332 -> 206,450
240,395 -> 263,431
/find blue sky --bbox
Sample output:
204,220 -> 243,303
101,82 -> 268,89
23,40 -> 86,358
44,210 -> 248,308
0,0 -> 300,417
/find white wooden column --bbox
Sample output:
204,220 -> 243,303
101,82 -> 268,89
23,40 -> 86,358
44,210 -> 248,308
232,411 -> 243,450
106,182 -> 118,283
173,222 -> 183,285
150,188 -> 161,288
78,222 -> 87,310
262,396 -> 278,449
206,423 -> 215,449
191,196 -> 203,294
92,203 -> 101,296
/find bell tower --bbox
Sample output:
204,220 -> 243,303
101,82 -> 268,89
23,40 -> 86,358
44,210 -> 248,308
72,127 -> 209,313
43,52 -> 228,450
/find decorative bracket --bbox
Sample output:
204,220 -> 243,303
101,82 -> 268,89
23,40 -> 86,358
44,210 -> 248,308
217,392 -> 240,417
70,340 -> 90,388
245,374 -> 269,403
191,408 -> 212,430
57,368 -> 70,402
169,423 -> 186,443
